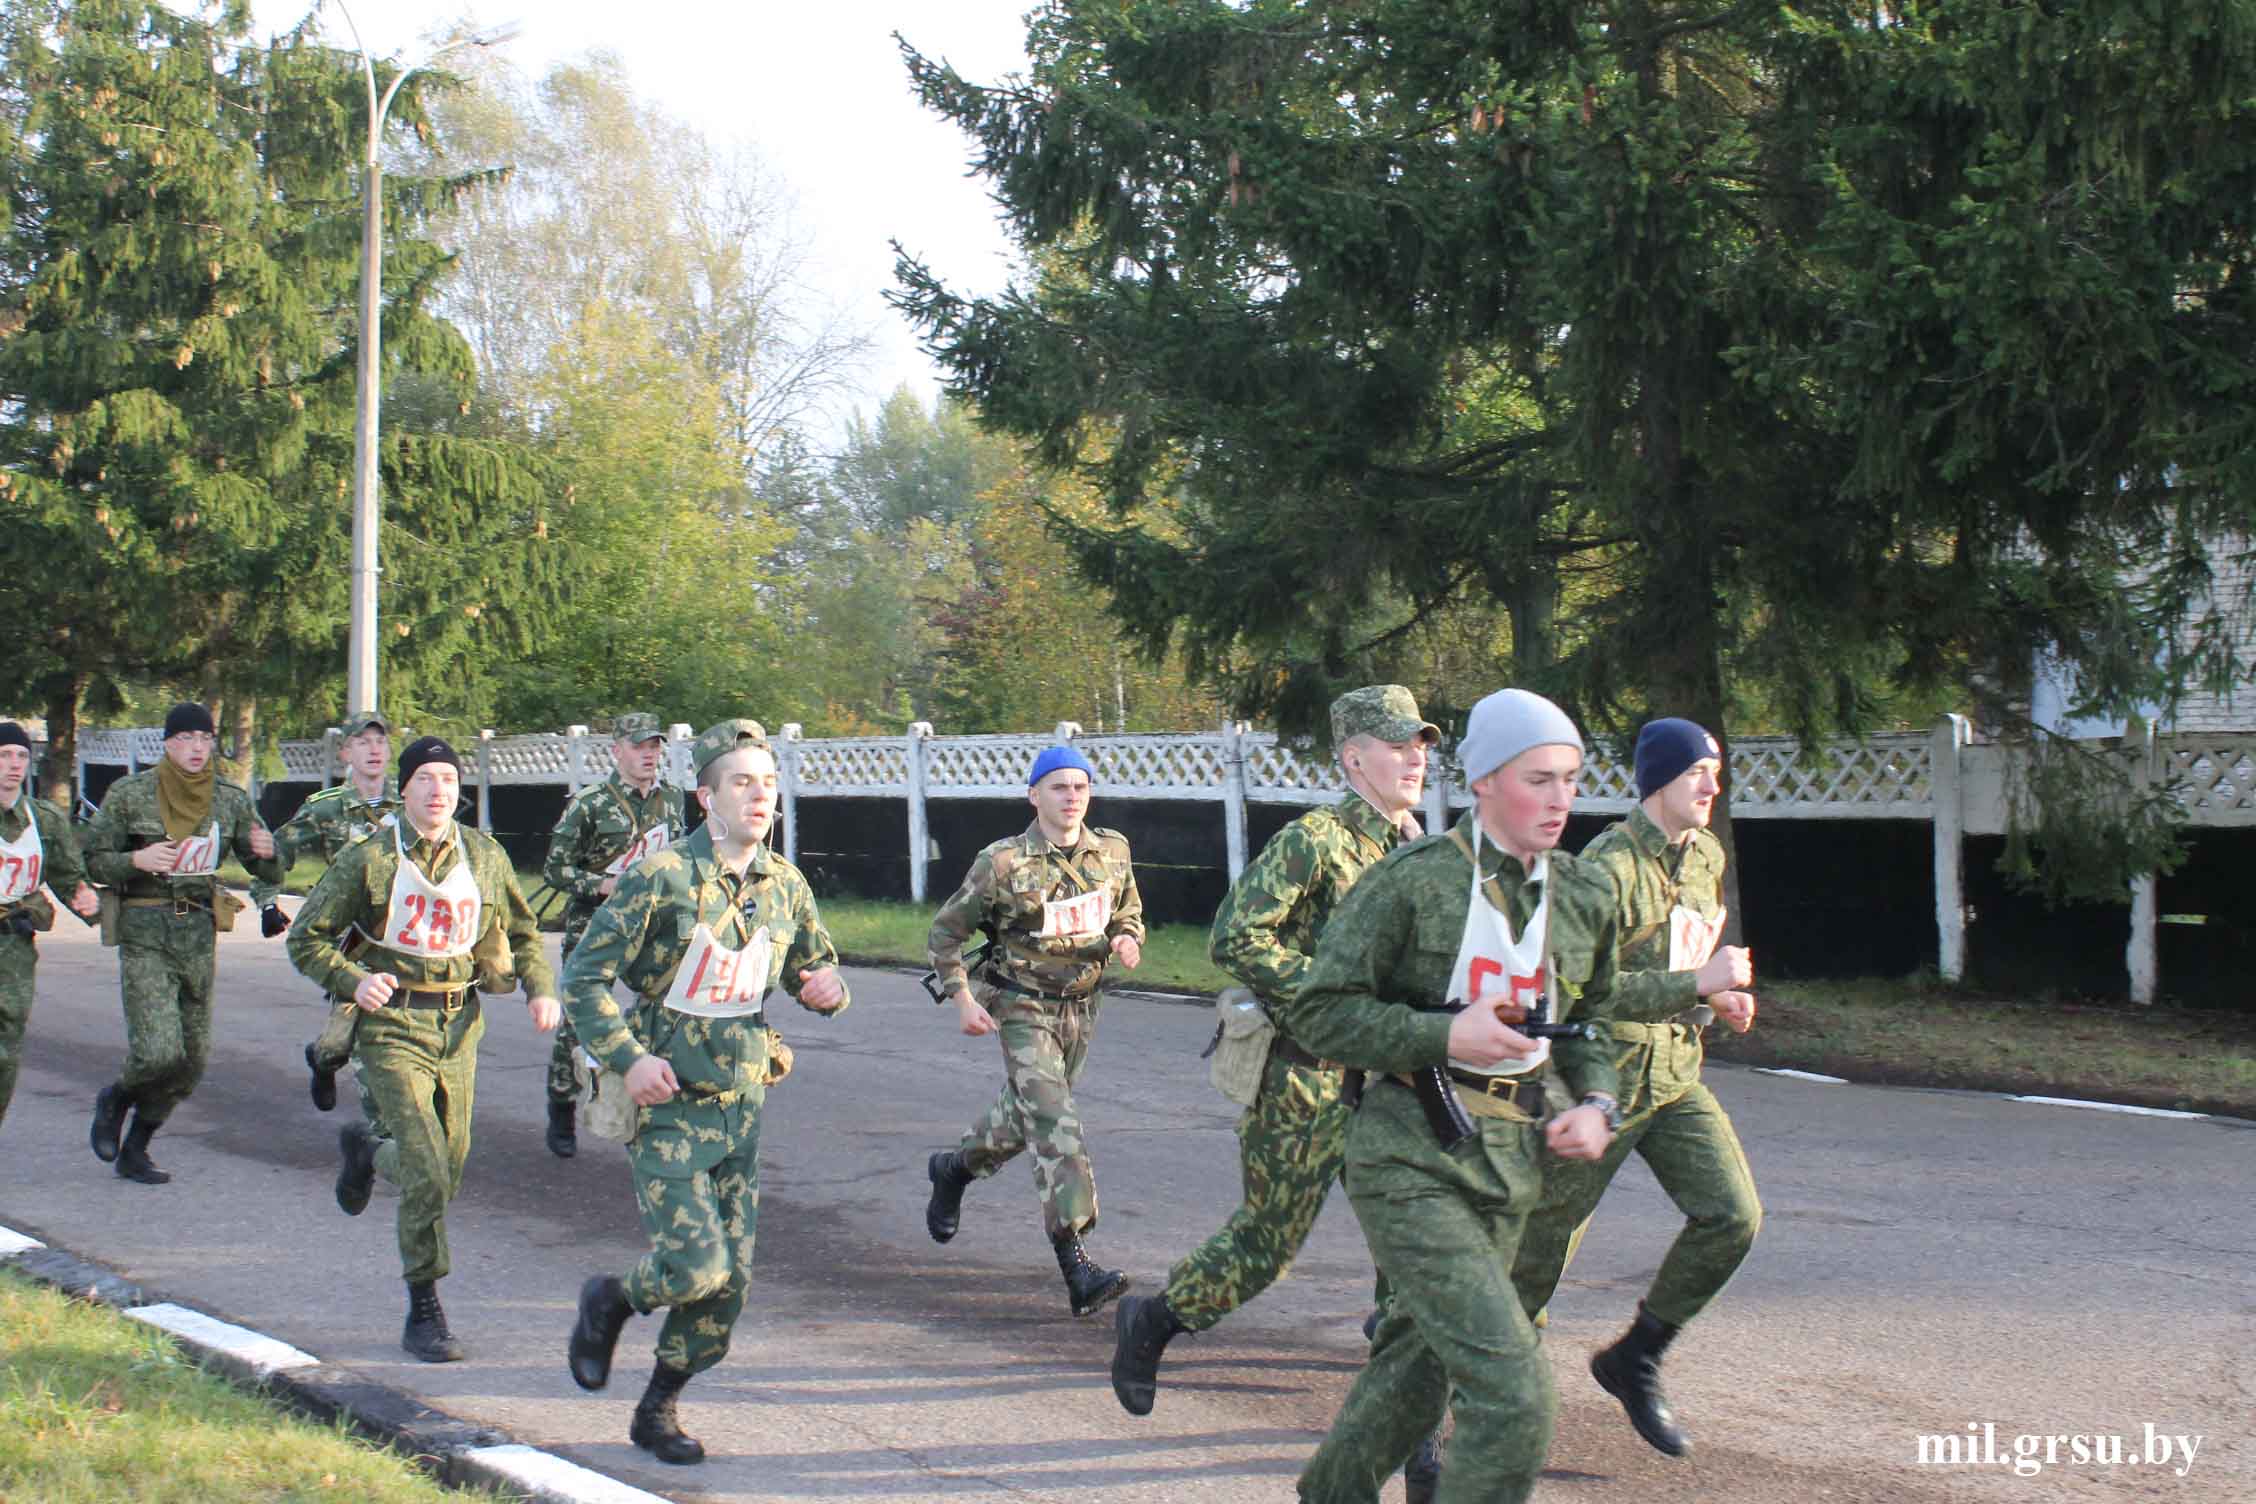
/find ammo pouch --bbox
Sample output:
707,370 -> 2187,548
760,1032 -> 795,1086
574,1052 -> 641,1145
212,886 -> 245,933
1202,987 -> 1276,1107
470,921 -> 517,995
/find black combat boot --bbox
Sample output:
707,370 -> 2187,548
335,1122 -> 378,1216
629,1361 -> 706,1465
90,1084 -> 132,1163
1052,1230 -> 1130,1318
568,1275 -> 636,1391
114,1110 -> 170,1185
1404,1427 -> 1446,1504
546,1098 -> 577,1159
925,1150 -> 973,1243
1590,1303 -> 1690,1457
306,1042 -> 338,1113
402,1279 -> 466,1363
1110,1293 -> 1187,1415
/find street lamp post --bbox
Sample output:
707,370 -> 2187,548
327,3 -> 516,717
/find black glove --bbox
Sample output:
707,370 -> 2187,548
2,910 -> 38,939
261,903 -> 290,939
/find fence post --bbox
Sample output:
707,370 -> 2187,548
476,730 -> 495,834
1222,721 -> 1250,881
905,722 -> 935,904
2126,723 -> 2160,1004
1423,752 -> 1451,838
779,724 -> 802,867
321,728 -> 341,791
666,724 -> 694,792
565,725 -> 589,796
1930,714 -> 1970,982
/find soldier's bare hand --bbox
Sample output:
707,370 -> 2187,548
1447,1006 -> 1539,1068
956,993 -> 997,1037
526,994 -> 562,1032
68,883 -> 98,918
625,1054 -> 679,1106
1711,989 -> 1757,1033
798,967 -> 846,1012
248,824 -> 276,860
1695,944 -> 1752,996
354,972 -> 399,1012
130,842 -> 181,874
1545,1104 -> 1612,1161
597,876 -> 618,898
1110,934 -> 1142,970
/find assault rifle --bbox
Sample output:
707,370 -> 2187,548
1405,986 -> 1601,1150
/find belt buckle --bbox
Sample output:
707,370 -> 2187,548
172,897 -> 194,918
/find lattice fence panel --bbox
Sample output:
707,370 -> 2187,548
1724,735 -> 1932,815
78,729 -> 135,765
278,741 -> 329,780
1244,736 -> 1346,800
486,735 -> 570,783
1079,735 -> 1234,798
2164,736 -> 2256,823
793,738 -> 908,793
924,736 -> 1051,794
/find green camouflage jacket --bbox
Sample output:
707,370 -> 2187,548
543,773 -> 687,913
1578,806 -> 1727,1038
1293,812 -> 1622,1101
1210,795 -> 1409,1045
285,820 -> 556,1001
0,791 -> 90,929
928,821 -> 1145,999
558,825 -> 845,1094
249,778 -> 401,909
82,769 -> 281,900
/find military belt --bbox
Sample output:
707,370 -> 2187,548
123,895 -> 211,918
1269,1034 -> 1334,1072
398,983 -> 474,1010
983,968 -> 1096,1005
1386,1070 -> 1545,1125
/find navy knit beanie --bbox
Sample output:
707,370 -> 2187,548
1633,718 -> 1720,800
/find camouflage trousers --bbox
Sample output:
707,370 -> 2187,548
0,932 -> 35,1131
1512,1042 -> 1761,1329
1300,1078 -> 1553,1504
355,998 -> 484,1284
622,1088 -> 767,1376
547,920 -> 590,1104
308,997 -> 388,1136
959,987 -> 1101,1241
1162,1047 -> 1351,1330
114,906 -> 217,1123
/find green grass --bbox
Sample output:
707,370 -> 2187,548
817,897 -> 1234,995
0,1269 -> 518,1504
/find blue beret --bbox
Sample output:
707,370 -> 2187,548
1028,744 -> 1097,787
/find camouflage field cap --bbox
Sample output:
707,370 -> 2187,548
339,709 -> 391,737
1330,685 -> 1440,747
691,718 -> 769,779
612,711 -> 664,744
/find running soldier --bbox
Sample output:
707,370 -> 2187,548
1110,687 -> 1433,1406
82,703 -> 281,1185
286,736 -> 559,1362
0,722 -> 98,1136
562,720 -> 848,1465
1511,717 -> 1761,1458
252,709 -> 401,1115
922,743 -> 1145,1318
540,713 -> 685,1158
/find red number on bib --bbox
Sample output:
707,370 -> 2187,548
396,894 -> 427,949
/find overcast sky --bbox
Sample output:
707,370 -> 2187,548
246,1 -> 1037,441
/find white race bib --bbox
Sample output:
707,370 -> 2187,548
380,827 -> 482,959
1038,887 -> 1112,940
663,922 -> 774,1018
0,803 -> 43,902
167,820 -> 224,877
1668,904 -> 1726,971
604,823 -> 673,878
1446,823 -> 1552,1078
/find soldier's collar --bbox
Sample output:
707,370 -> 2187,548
684,824 -> 773,880
1339,792 -> 1403,844
611,770 -> 663,801
1021,819 -> 1097,856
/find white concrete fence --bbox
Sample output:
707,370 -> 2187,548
70,717 -> 2256,1004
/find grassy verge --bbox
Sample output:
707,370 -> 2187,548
0,1268 -> 516,1504
817,898 -> 1234,995
810,900 -> 2256,1118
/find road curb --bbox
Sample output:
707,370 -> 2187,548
0,1223 -> 670,1504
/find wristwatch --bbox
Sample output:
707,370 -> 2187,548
1579,1092 -> 1624,1132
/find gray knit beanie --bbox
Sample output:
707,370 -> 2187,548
1457,689 -> 1584,784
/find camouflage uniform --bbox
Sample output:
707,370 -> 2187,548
559,821 -> 847,1376
1511,807 -> 1761,1328
543,747 -> 685,1105
286,821 -> 555,1283
0,792 -> 90,1131
82,770 -> 282,1124
257,777 -> 402,1124
1290,813 -> 1623,1504
1161,794 -> 1407,1329
929,820 -> 1144,1240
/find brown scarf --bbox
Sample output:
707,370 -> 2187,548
155,756 -> 215,840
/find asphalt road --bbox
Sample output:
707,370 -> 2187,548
2,917 -> 2247,1503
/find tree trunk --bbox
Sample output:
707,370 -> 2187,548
38,672 -> 86,810
226,697 -> 257,792
1500,560 -> 1559,682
